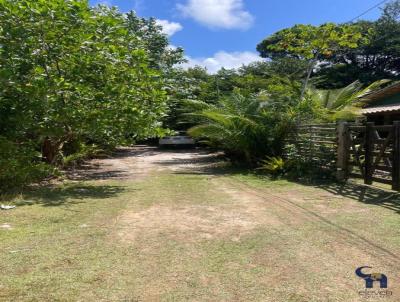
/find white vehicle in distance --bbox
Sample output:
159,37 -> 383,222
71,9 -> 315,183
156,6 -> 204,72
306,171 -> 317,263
159,132 -> 195,148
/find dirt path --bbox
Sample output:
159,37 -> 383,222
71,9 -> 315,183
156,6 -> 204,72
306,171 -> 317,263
56,146 -> 400,300
3,146 -> 400,301
67,145 -> 224,181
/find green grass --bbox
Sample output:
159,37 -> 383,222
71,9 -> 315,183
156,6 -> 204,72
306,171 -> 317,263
1,170 -> 400,301
1,181 -> 131,301
1,175 -> 241,301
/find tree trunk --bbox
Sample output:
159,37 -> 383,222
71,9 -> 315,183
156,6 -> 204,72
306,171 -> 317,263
42,137 -> 60,164
300,58 -> 317,100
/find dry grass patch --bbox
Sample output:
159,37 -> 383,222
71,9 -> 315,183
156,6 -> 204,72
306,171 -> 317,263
2,148 -> 400,301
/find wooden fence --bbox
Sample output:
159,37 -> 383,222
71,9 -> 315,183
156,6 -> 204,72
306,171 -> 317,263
337,121 -> 400,191
285,123 -> 337,171
288,121 -> 400,191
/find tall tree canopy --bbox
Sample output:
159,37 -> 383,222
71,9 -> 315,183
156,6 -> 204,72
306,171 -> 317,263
0,0 -> 185,191
256,23 -> 363,61
315,4 -> 400,88
257,0 -> 400,88
257,22 -> 364,94
0,0 -> 183,164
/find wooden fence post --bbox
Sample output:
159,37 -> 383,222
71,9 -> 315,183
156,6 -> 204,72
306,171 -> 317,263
392,121 -> 400,191
337,121 -> 349,182
364,122 -> 374,185
309,125 -> 313,162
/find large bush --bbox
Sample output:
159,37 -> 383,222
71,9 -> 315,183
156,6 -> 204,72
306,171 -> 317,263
184,81 -> 318,164
0,137 -> 54,191
0,0 -> 181,191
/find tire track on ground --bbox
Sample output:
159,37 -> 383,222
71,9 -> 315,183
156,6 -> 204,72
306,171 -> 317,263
222,177 -> 400,267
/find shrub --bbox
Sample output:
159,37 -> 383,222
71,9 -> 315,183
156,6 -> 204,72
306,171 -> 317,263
257,156 -> 286,178
0,137 -> 54,192
62,143 -> 109,168
256,155 -> 335,181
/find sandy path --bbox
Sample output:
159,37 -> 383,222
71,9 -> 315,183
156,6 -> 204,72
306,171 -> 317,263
67,145 -> 224,181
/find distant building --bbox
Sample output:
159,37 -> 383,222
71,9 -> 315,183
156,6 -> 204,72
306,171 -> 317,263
361,82 -> 400,124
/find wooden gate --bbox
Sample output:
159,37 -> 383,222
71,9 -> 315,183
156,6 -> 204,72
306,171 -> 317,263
337,121 -> 400,191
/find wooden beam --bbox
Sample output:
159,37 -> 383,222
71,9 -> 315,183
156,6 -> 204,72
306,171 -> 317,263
392,121 -> 400,191
337,122 -> 349,182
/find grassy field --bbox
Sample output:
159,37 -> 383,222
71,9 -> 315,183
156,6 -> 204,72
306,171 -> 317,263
1,148 -> 400,301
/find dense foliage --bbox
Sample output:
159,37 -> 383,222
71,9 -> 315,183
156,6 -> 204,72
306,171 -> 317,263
309,79 -> 391,121
0,0 -> 181,190
181,1 -> 400,169
257,1 -> 400,88
180,65 -> 318,164
2,0 -> 400,189
316,6 -> 400,88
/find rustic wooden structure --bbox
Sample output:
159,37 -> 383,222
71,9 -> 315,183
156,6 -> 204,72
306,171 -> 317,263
288,121 -> 400,191
336,121 -> 400,191
286,123 -> 337,171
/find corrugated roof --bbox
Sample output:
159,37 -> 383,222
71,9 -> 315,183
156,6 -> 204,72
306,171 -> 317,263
362,104 -> 400,115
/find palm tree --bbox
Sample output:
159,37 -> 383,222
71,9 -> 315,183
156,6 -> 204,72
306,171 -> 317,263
183,94 -> 269,163
309,80 -> 391,121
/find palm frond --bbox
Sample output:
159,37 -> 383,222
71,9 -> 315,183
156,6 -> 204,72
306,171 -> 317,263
330,81 -> 363,110
185,93 -> 269,163
309,80 -> 392,121
354,79 -> 393,107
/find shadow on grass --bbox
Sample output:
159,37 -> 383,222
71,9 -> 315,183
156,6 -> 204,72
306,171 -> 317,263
162,150 -> 400,215
67,167 -> 132,181
175,152 -> 400,216
295,179 -> 400,214
13,184 -> 127,207
66,146 -> 218,181
65,145 -> 162,181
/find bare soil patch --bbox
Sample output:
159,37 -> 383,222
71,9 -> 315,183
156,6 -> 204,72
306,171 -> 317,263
66,145 -> 224,181
45,146 -> 400,300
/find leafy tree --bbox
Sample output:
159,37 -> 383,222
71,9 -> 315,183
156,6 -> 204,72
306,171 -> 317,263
257,23 -> 364,95
312,1 -> 400,88
173,60 -> 309,108
257,23 -> 363,60
315,22 -> 400,88
380,0 -> 400,21
162,67 -> 209,130
239,59 -> 309,80
125,12 -> 184,70
0,0 -> 177,190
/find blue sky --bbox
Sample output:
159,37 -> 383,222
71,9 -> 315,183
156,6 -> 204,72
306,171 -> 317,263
90,0 -> 384,72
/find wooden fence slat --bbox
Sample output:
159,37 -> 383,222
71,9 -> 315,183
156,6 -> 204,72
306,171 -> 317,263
337,122 -> 349,181
372,177 -> 393,185
349,126 -> 366,131
392,121 -> 400,191
288,121 -> 400,190
373,125 -> 394,131
364,123 -> 374,185
375,165 -> 393,173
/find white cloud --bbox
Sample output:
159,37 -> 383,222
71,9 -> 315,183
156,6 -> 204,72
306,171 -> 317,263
155,19 -> 183,36
93,0 -> 112,6
167,44 -> 178,50
181,51 -> 262,73
177,0 -> 254,30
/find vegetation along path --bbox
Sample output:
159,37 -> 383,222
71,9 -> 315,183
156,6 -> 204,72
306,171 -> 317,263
1,146 -> 400,301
